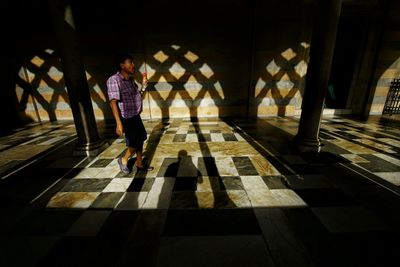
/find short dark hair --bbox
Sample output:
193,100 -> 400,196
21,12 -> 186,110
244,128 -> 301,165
115,53 -> 134,71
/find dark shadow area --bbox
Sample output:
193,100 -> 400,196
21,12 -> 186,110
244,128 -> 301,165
326,16 -> 366,109
228,116 -> 400,266
3,1 -> 400,266
163,150 -> 202,208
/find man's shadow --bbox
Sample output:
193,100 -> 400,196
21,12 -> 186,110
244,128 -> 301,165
164,150 -> 201,208
165,149 -> 236,209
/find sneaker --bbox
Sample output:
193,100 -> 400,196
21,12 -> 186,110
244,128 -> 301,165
118,157 -> 130,174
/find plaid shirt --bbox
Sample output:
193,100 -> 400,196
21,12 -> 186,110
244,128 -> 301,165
106,72 -> 142,118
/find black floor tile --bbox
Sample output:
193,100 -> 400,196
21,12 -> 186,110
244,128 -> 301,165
89,159 -> 113,168
223,133 -> 238,141
198,134 -> 211,142
157,158 -> 179,177
219,176 -> 245,190
232,157 -> 259,176
60,179 -> 112,192
262,176 -> 288,189
319,132 -> 336,140
173,134 -> 186,142
358,154 -> 400,172
197,157 -> 220,176
90,192 -> 124,208
127,178 -> 155,192
333,131 -> 361,140
173,177 -> 198,191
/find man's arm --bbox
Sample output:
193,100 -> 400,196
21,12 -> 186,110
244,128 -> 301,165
110,100 -> 123,136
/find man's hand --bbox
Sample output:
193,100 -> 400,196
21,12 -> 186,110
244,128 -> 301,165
142,72 -> 148,92
116,123 -> 124,137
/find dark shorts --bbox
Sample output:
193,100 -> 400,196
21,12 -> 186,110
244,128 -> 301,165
122,114 -> 147,150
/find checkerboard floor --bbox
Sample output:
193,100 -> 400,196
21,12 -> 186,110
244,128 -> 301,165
1,116 -> 399,266
46,119 -> 305,210
264,116 -> 400,188
0,121 -> 76,177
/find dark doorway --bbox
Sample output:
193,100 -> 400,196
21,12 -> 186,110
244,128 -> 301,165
326,16 -> 366,109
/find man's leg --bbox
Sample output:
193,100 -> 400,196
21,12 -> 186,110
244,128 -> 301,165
135,149 -> 143,168
121,147 -> 135,165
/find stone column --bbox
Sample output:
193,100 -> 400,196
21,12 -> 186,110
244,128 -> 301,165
48,0 -> 107,156
294,0 -> 342,153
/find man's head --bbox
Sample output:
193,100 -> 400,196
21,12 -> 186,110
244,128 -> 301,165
116,53 -> 135,74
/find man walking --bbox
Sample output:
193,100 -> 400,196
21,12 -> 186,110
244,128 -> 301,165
106,53 -> 152,174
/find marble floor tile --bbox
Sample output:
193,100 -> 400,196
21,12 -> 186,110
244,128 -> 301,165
357,154 -> 400,172
115,192 -> 148,210
373,172 -> 400,186
328,139 -> 376,154
197,157 -> 219,176
142,178 -> 175,209
172,134 -> 187,143
102,178 -> 134,192
246,188 -> 307,208
222,133 -> 238,141
207,142 -> 260,157
159,134 -> 175,144
261,175 -> 289,189
169,191 -> 200,209
210,133 -> 225,142
72,168 -> 103,179
339,154 -> 370,163
269,189 -> 307,207
60,178 -> 112,192
88,158 -> 113,168
127,178 -> 156,192
354,139 -> 397,154
145,157 -> 164,178
98,143 -> 126,158
377,138 -> 400,148
215,157 -> 239,176
90,192 -> 125,209
157,157 -> 180,177
177,156 -> 199,177
219,176 -> 245,190
373,153 -> 400,166
250,156 -> 281,176
240,176 -> 270,191
232,156 -> 259,176
185,134 -> 198,142
47,192 -> 100,208
196,176 -> 219,192
0,145 -> 52,160
234,132 -> 246,141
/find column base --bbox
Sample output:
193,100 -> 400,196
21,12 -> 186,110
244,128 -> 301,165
73,139 -> 109,157
293,136 -> 322,153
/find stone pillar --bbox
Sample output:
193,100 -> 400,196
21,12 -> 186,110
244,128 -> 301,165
48,0 -> 107,156
294,0 -> 342,153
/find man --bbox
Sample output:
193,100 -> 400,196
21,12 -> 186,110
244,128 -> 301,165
106,53 -> 152,174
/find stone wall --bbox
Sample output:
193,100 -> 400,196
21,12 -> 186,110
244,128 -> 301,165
369,0 -> 400,115
14,0 -> 313,122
